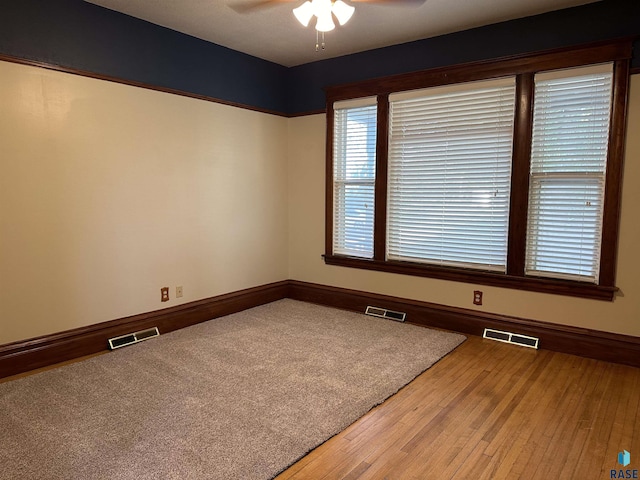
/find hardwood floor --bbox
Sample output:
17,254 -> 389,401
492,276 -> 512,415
276,335 -> 640,480
3,331 -> 638,479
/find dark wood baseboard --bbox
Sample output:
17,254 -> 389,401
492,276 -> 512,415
0,281 -> 288,379
2,279 -> 639,379
288,280 -> 640,368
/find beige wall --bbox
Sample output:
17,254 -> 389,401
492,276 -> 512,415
287,76 -> 640,337
2,59 -> 638,346
0,60 -> 289,345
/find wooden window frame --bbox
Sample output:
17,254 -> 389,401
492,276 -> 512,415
324,39 -> 633,301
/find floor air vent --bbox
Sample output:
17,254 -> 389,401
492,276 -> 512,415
365,306 -> 406,322
108,327 -> 160,350
483,328 -> 539,349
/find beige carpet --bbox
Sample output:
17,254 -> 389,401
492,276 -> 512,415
0,299 -> 465,479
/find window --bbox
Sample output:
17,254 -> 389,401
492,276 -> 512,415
325,41 -> 631,300
387,78 -> 516,271
332,98 -> 377,258
526,65 -> 613,283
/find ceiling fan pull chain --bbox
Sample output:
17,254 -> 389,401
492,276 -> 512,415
315,30 -> 327,52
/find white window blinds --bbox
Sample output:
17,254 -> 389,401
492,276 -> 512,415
387,78 -> 516,271
525,64 -> 613,282
333,98 -> 377,258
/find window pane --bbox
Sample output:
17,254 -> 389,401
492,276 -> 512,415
526,64 -> 613,282
333,102 -> 377,257
387,78 -> 516,271
527,178 -> 604,279
333,183 -> 375,256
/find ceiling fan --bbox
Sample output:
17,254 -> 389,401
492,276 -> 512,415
232,0 -> 427,51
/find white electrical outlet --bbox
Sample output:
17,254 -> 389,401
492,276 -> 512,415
176,286 -> 183,298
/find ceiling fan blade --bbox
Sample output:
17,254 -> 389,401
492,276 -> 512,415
231,0 -> 425,15
350,0 -> 426,4
232,0 -> 425,13
230,0 -> 295,14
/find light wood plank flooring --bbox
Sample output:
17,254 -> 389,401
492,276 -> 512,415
276,335 -> 640,480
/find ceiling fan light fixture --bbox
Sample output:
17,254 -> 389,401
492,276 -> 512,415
315,11 -> 335,32
293,1 -> 314,27
293,0 -> 351,50
311,0 -> 332,17
332,0 -> 355,26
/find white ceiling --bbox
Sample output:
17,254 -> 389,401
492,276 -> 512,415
84,0 -> 601,67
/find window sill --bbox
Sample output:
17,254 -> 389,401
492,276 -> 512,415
323,255 -> 617,301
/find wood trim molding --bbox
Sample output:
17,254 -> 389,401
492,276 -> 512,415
373,94 -> 389,261
288,109 -> 326,117
599,59 -> 631,285
506,73 -> 534,276
325,38 -> 634,102
325,100 -> 336,256
0,54 -> 291,118
323,255 -> 617,300
0,281 -> 289,379
324,40 -> 631,301
287,280 -> 640,368
3,279 -> 639,379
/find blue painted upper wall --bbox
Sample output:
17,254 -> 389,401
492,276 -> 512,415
0,0 -> 638,116
287,0 -> 640,113
0,0 -> 289,113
